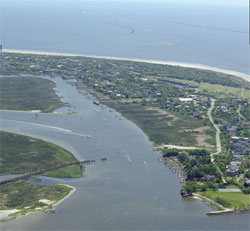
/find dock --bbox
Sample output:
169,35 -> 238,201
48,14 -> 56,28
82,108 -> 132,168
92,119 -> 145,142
0,159 -> 95,186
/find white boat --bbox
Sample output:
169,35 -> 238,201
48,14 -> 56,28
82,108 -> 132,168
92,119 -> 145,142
93,100 -> 100,105
158,157 -> 163,162
126,154 -> 132,164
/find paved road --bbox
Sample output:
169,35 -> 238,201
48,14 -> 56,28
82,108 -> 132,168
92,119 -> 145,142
207,99 -> 226,183
237,104 -> 244,119
207,99 -> 222,159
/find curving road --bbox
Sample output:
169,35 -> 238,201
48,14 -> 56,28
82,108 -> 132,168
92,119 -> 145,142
207,99 -> 226,183
207,99 -> 222,159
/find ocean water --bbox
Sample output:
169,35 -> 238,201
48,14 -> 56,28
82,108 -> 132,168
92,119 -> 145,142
1,0 -> 249,74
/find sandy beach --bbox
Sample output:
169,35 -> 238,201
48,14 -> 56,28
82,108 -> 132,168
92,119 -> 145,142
3,49 -> 250,83
53,184 -> 76,208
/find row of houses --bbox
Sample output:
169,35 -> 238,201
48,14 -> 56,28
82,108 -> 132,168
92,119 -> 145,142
227,136 -> 250,176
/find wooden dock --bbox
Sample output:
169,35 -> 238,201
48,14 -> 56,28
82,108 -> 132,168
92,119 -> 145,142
0,159 -> 94,186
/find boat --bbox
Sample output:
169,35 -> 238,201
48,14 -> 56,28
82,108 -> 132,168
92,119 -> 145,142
158,157 -> 163,162
93,100 -> 100,105
126,154 -> 132,164
179,178 -> 184,183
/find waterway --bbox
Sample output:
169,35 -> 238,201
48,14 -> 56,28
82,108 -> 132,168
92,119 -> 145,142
0,76 -> 249,230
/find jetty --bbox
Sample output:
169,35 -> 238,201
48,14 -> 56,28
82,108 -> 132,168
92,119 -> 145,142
207,209 -> 234,216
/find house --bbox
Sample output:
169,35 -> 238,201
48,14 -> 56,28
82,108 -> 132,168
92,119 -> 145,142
232,117 -> 240,122
220,105 -> 228,112
222,121 -> 231,129
233,155 -> 245,163
230,161 -> 242,167
227,162 -> 240,176
228,128 -> 236,136
220,102 -> 229,107
244,180 -> 250,187
204,175 -> 216,182
193,112 -> 202,120
179,98 -> 193,102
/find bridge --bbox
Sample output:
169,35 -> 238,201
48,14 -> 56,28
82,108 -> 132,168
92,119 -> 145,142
0,159 -> 95,186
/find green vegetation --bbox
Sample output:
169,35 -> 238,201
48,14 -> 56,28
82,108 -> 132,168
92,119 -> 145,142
198,190 -> 250,209
0,77 -> 64,112
1,52 -> 250,212
2,53 -> 249,89
0,181 -> 72,210
163,149 -> 220,181
199,83 -> 250,99
0,131 -> 82,178
110,103 -> 203,145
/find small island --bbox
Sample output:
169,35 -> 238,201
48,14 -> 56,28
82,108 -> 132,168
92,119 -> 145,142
0,131 -> 83,221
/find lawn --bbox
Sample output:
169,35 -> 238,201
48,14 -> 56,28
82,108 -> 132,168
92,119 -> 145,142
0,131 -> 82,178
0,77 -> 64,112
199,82 -> 250,99
198,190 -> 250,209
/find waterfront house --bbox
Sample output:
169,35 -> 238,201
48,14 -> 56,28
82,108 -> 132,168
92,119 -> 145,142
204,175 -> 216,182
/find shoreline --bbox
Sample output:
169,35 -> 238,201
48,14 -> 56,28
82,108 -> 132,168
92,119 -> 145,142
3,48 -> 250,83
192,193 -> 250,215
53,184 -> 76,208
0,184 -> 76,222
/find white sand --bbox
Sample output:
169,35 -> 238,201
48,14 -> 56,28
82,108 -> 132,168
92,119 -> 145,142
53,184 -> 76,208
0,209 -> 21,221
161,145 -> 198,150
3,49 -> 250,83
38,199 -> 55,205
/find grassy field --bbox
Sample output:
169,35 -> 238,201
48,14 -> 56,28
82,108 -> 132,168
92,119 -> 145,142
0,131 -> 82,178
155,76 -> 250,99
0,77 -> 64,112
0,181 -> 72,210
198,190 -> 250,209
109,103 -> 204,146
199,82 -> 250,99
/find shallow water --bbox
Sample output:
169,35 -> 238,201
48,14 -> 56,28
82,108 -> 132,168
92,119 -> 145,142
0,76 -> 249,230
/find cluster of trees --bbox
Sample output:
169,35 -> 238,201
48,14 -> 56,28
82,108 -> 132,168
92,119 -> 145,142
163,149 -> 221,181
245,170 -> 250,178
181,180 -> 218,195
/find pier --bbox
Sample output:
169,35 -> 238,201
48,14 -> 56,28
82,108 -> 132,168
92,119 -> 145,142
0,160 -> 95,186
